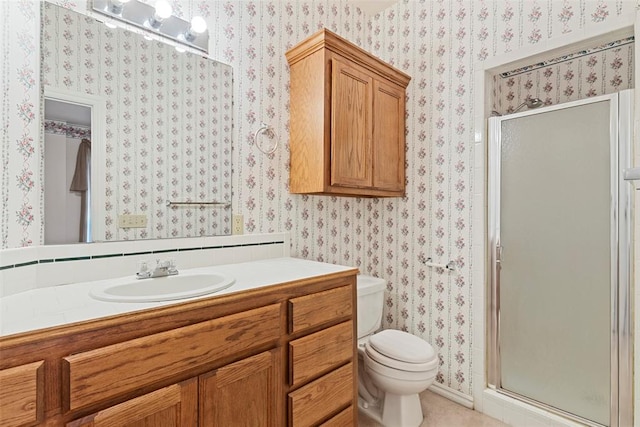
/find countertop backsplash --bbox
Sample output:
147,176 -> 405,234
0,232 -> 289,298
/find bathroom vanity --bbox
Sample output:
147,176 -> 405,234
0,259 -> 358,426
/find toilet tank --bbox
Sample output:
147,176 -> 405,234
356,275 -> 386,339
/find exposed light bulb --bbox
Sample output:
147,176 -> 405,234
183,16 -> 207,42
154,0 -> 173,20
147,0 -> 172,29
190,16 -> 207,34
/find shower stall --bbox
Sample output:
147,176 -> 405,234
487,90 -> 633,427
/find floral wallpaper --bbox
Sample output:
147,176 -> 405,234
1,0 -> 637,398
494,37 -> 634,114
42,2 -> 232,240
204,0 -> 637,396
1,0 -> 40,249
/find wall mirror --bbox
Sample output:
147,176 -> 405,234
42,2 -> 232,243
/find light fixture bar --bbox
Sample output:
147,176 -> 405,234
92,0 -> 208,54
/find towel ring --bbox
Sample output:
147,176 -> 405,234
254,122 -> 278,154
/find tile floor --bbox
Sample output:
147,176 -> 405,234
358,390 -> 508,427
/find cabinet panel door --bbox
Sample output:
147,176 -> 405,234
66,378 -> 197,427
372,79 -> 405,192
200,350 -> 280,427
0,361 -> 44,427
330,58 -> 373,188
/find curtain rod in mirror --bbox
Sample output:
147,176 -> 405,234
92,0 -> 209,54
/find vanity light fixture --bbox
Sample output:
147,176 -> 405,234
92,0 -> 209,54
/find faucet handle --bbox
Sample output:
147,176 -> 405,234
137,261 -> 149,273
136,260 -> 151,279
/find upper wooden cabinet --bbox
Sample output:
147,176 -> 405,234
286,28 -> 411,197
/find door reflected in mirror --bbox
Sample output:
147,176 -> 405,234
44,99 -> 93,244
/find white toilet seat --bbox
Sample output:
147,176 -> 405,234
365,329 -> 437,373
364,349 -> 438,382
368,329 -> 435,364
366,344 -> 439,372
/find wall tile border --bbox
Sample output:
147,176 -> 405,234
0,240 -> 285,271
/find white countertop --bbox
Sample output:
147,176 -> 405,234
0,257 -> 356,337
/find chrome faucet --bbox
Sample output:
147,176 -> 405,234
136,259 -> 178,279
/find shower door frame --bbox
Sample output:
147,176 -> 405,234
487,91 -> 633,427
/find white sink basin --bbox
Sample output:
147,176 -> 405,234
90,273 -> 235,303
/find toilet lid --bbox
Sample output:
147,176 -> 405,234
368,329 -> 435,364
365,344 -> 439,372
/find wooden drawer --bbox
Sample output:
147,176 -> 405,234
66,378 -> 197,427
0,361 -> 43,427
289,321 -> 353,387
288,363 -> 353,427
289,285 -> 352,334
318,405 -> 354,426
63,303 -> 281,411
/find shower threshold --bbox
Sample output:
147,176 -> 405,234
495,388 -> 607,427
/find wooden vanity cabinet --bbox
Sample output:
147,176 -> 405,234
0,270 -> 357,427
286,28 -> 411,197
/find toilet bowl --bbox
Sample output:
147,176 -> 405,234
357,276 -> 438,427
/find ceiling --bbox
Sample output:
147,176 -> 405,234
348,0 -> 398,15
44,99 -> 92,127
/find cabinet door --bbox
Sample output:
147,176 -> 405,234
0,361 -> 44,427
372,79 -> 405,192
67,378 -> 197,427
200,350 -> 281,427
330,58 -> 373,188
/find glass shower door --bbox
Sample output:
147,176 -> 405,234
489,94 -> 629,426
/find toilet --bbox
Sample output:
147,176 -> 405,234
357,275 -> 438,427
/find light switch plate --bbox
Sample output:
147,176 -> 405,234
118,214 -> 148,228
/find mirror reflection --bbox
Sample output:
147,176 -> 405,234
44,99 -> 93,244
42,2 -> 233,243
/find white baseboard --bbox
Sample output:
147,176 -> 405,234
428,383 -> 474,409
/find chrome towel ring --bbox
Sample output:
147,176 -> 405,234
254,122 -> 278,154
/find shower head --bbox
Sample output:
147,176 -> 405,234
512,97 -> 543,113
